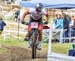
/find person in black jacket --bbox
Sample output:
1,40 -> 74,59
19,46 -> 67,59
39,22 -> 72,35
14,8 -> 20,22
0,17 -> 6,35
62,12 -> 71,42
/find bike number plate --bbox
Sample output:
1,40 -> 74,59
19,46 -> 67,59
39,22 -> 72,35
31,22 -> 38,28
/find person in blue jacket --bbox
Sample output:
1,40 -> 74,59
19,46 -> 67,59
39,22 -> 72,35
54,12 -> 64,43
0,17 -> 6,35
55,13 -> 63,29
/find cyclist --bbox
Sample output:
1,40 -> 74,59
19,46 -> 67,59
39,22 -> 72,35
21,3 -> 48,49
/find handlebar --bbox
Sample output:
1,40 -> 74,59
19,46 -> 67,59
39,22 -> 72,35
21,21 -> 48,25
21,21 -> 29,25
21,21 -> 49,29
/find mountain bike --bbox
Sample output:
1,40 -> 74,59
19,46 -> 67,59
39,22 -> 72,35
22,21 -> 49,59
29,22 -> 39,59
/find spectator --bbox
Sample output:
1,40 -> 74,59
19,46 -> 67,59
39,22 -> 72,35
54,12 -> 64,43
14,8 -> 20,22
70,15 -> 75,36
62,11 -> 71,42
55,12 -> 63,29
0,17 -> 6,35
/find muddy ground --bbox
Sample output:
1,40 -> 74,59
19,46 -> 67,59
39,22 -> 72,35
0,45 -> 48,61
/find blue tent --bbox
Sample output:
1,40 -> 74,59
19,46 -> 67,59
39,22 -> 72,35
19,0 -> 75,9
19,1 -> 49,8
46,4 -> 75,9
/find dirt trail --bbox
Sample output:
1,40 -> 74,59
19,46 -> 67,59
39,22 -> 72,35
0,45 -> 47,61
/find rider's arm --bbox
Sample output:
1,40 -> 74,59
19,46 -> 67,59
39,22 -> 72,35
22,10 -> 30,22
45,13 -> 49,22
42,9 -> 49,23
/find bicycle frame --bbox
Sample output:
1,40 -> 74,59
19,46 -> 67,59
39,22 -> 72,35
29,22 -> 39,59
31,28 -> 38,59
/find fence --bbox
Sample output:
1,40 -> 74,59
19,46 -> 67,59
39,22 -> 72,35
48,52 -> 75,61
47,25 -> 75,61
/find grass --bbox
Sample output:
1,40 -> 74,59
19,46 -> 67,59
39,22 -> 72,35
0,37 -> 48,48
52,43 -> 73,54
0,37 -> 74,54
0,37 -> 27,46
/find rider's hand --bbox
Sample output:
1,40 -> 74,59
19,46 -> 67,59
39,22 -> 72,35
21,21 -> 29,25
44,21 -> 48,24
21,21 -> 25,24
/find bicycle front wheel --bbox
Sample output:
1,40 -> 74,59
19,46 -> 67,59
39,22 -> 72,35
31,31 -> 38,59
32,43 -> 36,59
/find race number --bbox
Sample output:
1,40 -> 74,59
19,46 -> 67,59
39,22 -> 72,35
31,22 -> 38,28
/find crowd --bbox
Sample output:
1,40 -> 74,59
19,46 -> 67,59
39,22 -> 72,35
54,11 -> 75,43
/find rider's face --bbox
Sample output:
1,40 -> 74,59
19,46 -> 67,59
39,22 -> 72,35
36,8 -> 42,13
37,10 -> 41,13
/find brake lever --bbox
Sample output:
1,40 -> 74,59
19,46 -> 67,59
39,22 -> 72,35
21,21 -> 29,25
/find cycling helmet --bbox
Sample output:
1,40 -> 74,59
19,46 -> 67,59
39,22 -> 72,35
35,3 -> 43,12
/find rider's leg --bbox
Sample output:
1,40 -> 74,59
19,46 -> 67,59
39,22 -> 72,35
24,25 -> 32,41
38,30 -> 42,42
37,24 -> 43,49
25,17 -> 33,41
24,25 -> 32,48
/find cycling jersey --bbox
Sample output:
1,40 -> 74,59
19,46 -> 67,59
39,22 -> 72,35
29,8 -> 47,20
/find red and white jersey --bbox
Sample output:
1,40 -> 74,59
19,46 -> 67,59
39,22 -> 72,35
29,8 -> 47,20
